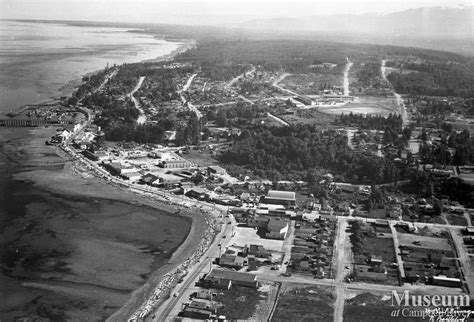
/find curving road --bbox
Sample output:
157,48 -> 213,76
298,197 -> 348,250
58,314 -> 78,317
179,74 -> 202,119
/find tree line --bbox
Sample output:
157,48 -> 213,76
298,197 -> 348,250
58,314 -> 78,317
219,125 -> 409,184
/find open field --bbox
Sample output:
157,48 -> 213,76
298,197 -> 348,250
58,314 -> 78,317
446,213 -> 469,226
271,284 -> 335,322
344,290 -> 442,322
318,96 -> 399,116
279,108 -> 336,126
397,233 -> 452,252
280,73 -> 343,95
214,283 -> 277,320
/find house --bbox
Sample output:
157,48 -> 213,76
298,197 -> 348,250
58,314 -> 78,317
265,218 -> 288,239
463,236 -> 474,245
186,188 -> 209,200
208,165 -> 227,175
156,173 -> 182,187
195,290 -> 216,300
121,172 -> 142,182
374,220 -> 389,227
261,190 -> 296,207
246,244 -> 271,258
141,173 -> 159,185
465,227 -> 474,235
218,254 -> 247,268
181,300 -> 217,319
369,255 -> 383,266
205,269 -> 258,289
302,212 -> 320,222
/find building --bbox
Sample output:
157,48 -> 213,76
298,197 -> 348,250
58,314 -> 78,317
431,275 -> 463,288
369,255 -> 383,266
141,173 -> 159,185
218,254 -> 247,268
160,160 -> 191,169
156,173 -> 182,187
205,269 -> 258,289
261,190 -> 296,207
121,172 -> 142,182
465,227 -> 474,235
302,212 -> 320,222
208,165 -> 227,175
266,218 -> 288,239
246,244 -> 271,258
186,188 -> 209,200
107,162 -> 139,175
181,300 -> 217,319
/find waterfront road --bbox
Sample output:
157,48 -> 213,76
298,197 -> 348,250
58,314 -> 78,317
150,214 -> 234,321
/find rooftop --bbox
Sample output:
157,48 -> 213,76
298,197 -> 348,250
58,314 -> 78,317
267,190 -> 296,201
207,269 -> 257,283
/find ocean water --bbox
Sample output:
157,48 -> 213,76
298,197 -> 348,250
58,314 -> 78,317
0,21 -> 189,320
0,20 -> 182,113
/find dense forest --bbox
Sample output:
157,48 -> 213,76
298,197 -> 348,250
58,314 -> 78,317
418,129 -> 474,165
386,60 -> 474,98
219,125 -> 408,184
176,39 -> 470,76
177,40 -> 354,74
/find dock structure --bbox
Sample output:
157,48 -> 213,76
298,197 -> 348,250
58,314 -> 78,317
0,118 -> 51,127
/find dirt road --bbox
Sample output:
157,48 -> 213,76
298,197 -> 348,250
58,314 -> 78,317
381,59 -> 407,126
129,76 -> 146,125
343,58 -> 353,96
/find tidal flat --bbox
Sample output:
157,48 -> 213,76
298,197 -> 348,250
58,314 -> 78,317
0,127 -> 193,321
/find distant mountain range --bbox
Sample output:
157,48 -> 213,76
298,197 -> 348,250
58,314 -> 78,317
239,6 -> 472,39
235,6 -> 473,55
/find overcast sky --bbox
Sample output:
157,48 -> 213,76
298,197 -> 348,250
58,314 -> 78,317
1,0 -> 471,25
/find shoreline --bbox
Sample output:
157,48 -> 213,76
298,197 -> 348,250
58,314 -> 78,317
1,123 -> 213,320
2,38 -> 194,117
1,34 -> 208,320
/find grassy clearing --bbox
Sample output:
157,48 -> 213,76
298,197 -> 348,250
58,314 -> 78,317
271,285 -> 334,322
344,292 -> 425,322
215,286 -> 265,320
446,213 -> 469,226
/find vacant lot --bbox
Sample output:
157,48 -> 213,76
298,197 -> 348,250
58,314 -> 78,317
344,291 -> 431,322
215,285 -> 265,320
272,284 -> 334,322
397,233 -> 452,252
446,213 -> 469,226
